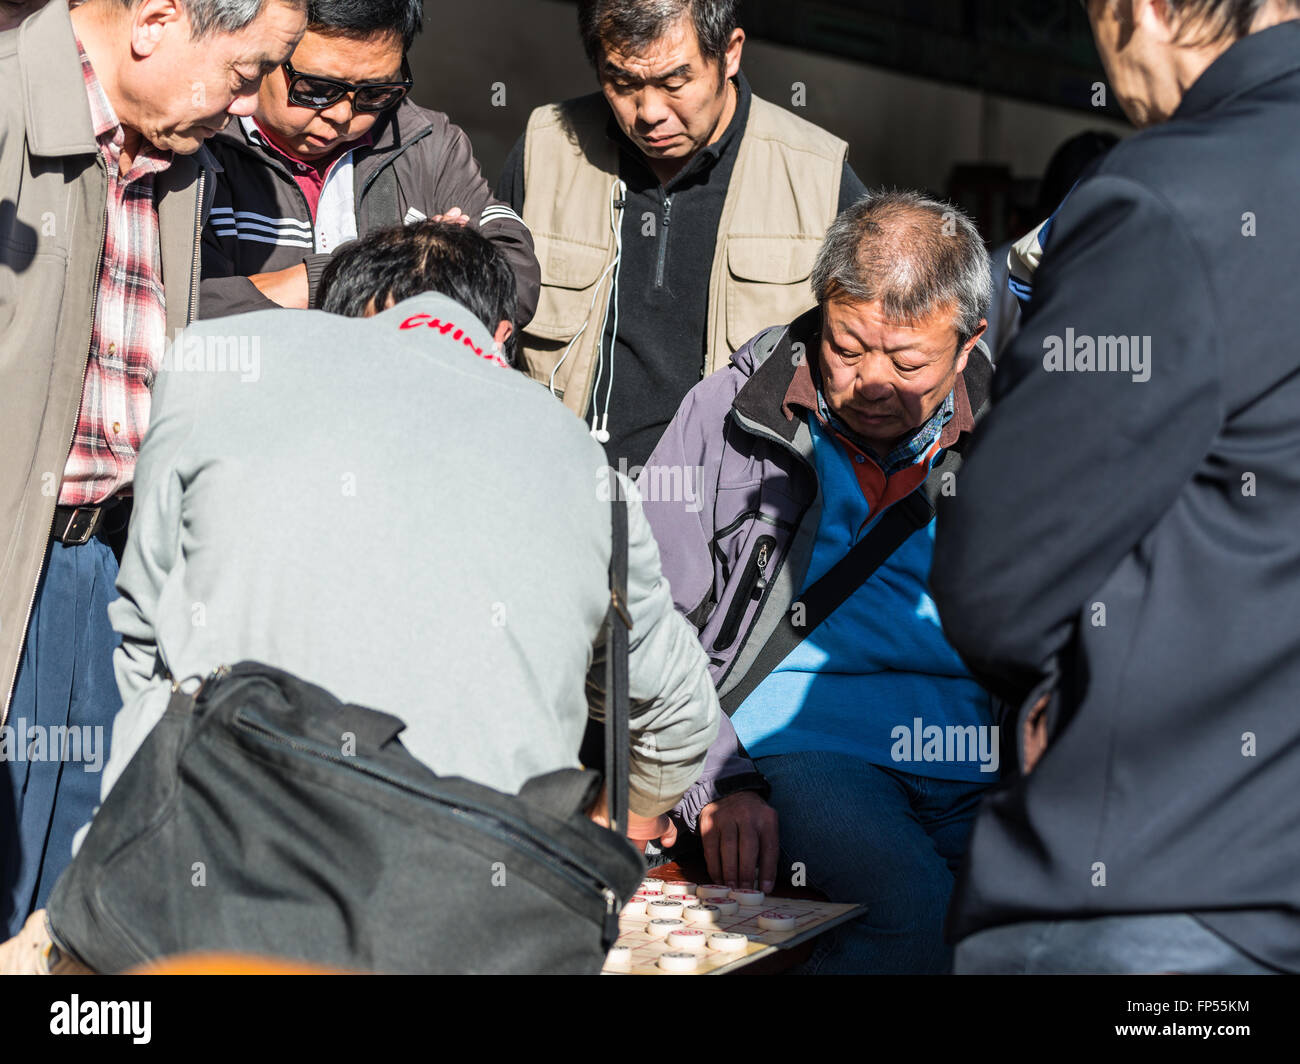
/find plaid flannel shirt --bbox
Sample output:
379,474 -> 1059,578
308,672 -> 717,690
58,40 -> 173,508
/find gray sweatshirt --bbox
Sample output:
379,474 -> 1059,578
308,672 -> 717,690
101,292 -> 719,816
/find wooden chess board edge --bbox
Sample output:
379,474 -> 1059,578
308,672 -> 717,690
761,902 -> 865,951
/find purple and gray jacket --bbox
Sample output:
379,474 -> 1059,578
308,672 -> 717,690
637,308 -> 994,831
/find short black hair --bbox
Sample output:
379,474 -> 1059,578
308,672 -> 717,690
318,221 -> 517,362
578,0 -> 738,69
1037,130 -> 1119,216
306,0 -> 423,51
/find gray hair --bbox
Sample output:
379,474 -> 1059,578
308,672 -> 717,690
812,189 -> 991,346
110,0 -> 306,39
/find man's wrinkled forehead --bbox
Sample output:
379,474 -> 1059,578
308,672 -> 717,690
598,15 -> 702,82
823,295 -> 961,356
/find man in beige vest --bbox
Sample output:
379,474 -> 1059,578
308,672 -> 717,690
497,0 -> 867,471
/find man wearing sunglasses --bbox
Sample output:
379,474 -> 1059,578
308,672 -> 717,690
199,0 -> 539,324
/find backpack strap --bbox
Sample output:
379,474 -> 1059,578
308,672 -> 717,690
604,489 -> 633,835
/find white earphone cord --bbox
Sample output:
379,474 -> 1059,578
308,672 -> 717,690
588,179 -> 625,444
546,179 -> 626,447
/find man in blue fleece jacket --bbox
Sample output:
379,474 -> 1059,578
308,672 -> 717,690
638,191 -> 997,973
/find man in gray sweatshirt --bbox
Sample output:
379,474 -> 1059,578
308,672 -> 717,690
100,221 -> 719,826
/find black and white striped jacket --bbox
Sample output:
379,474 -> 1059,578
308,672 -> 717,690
199,98 -> 538,323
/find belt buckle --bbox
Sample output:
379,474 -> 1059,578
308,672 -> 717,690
61,507 -> 100,546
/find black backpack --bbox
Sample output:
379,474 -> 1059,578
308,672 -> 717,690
46,497 -> 645,973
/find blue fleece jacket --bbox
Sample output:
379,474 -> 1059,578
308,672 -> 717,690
731,414 -> 998,781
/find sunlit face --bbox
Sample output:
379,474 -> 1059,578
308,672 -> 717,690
116,0 -> 306,155
818,295 -> 983,452
597,15 -> 743,168
1084,0 -> 1189,127
255,27 -> 405,160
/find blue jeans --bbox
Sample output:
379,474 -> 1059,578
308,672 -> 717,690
755,750 -> 991,974
1,537 -> 120,937
954,914 -> 1282,974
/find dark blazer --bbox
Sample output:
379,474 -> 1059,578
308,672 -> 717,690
930,21 -> 1300,972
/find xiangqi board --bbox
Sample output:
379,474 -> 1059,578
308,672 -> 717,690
602,879 -> 864,975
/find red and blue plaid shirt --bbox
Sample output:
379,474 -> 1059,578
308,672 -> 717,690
59,40 -> 174,508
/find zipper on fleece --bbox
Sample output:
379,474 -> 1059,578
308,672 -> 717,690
654,192 -> 673,289
187,169 -> 205,323
712,534 -> 775,652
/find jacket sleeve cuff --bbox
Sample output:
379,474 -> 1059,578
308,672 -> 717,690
303,253 -> 333,308
673,770 -> 771,835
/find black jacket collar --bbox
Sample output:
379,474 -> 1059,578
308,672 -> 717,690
1176,20 -> 1300,121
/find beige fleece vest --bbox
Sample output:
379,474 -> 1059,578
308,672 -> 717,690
520,91 -> 848,416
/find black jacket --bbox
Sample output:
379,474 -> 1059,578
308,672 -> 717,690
200,99 -> 539,323
930,22 -> 1300,971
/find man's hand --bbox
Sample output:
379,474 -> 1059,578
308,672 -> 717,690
429,207 -> 471,226
0,910 -> 90,974
587,785 -> 678,850
699,790 -> 778,892
1022,692 -> 1052,774
249,263 -> 309,309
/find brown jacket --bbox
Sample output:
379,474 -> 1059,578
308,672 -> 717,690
0,0 -> 216,723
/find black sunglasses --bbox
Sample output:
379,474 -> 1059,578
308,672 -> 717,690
283,56 -> 413,113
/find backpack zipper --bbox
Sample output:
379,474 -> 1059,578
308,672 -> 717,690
230,709 -> 622,938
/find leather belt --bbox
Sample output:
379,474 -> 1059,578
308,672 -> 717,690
51,501 -> 119,546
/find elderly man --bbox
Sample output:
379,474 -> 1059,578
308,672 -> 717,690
0,0 -> 306,938
199,0 -> 539,323
932,0 -> 1300,975
637,191 -> 996,973
498,0 -> 867,470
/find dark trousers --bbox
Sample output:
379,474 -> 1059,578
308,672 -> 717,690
757,750 -> 991,974
1,536 -> 121,937
954,914 -> 1282,974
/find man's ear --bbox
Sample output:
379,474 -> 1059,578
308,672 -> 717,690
1140,0 -> 1181,45
957,318 -> 988,374
494,320 -> 514,348
723,27 -> 745,81
131,0 -> 184,60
